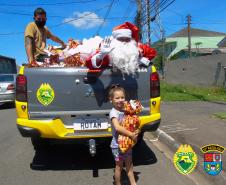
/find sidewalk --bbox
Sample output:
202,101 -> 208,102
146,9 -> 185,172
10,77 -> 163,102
147,101 -> 226,185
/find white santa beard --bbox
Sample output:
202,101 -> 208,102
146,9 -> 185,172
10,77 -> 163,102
109,39 -> 139,75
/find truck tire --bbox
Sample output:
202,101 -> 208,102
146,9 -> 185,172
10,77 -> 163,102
31,137 -> 49,150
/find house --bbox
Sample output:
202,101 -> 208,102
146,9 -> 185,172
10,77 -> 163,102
152,27 -> 226,60
171,48 -> 226,59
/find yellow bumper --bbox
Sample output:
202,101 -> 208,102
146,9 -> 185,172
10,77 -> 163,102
16,96 -> 161,139
17,112 -> 160,139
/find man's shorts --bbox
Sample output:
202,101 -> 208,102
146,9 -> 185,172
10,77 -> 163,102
36,54 -> 49,62
111,148 -> 132,162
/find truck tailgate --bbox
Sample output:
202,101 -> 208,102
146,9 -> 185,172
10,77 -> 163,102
24,67 -> 151,117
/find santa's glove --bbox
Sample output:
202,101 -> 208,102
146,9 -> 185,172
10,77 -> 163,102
139,57 -> 152,67
91,54 -> 103,68
97,37 -> 114,60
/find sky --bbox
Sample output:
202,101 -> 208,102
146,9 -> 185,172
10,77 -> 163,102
1,0 -> 226,65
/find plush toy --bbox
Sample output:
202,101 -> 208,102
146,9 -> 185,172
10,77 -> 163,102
68,38 -> 80,49
118,100 -> 143,153
64,53 -> 85,67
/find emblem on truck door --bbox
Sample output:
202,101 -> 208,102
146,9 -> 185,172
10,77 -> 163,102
36,83 -> 55,106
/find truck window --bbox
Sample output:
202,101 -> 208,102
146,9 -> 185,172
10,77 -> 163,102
0,56 -> 17,74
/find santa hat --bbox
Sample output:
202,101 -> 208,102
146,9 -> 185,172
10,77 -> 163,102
112,22 -> 139,42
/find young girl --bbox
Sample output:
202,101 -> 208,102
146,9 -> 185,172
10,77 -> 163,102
109,85 -> 138,185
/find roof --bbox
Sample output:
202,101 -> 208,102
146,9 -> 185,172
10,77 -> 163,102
217,36 -> 226,47
0,55 -> 15,60
180,48 -> 226,54
169,27 -> 226,38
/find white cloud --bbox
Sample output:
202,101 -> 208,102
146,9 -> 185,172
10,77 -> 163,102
63,11 -> 104,29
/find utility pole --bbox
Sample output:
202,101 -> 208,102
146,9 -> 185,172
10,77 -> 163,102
161,29 -> 165,79
135,0 -> 143,40
145,0 -> 151,45
187,14 -> 192,57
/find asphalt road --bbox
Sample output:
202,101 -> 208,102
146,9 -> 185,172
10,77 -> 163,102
160,101 -> 226,171
0,103 -> 198,185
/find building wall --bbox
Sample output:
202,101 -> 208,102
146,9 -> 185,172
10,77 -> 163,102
166,36 -> 225,58
165,54 -> 226,87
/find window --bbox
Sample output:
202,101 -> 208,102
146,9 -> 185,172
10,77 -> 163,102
0,57 -> 17,74
0,74 -> 14,82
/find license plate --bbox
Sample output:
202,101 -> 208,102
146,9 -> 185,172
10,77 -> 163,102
73,118 -> 109,131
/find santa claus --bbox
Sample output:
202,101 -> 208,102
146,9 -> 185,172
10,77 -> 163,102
87,22 -> 157,75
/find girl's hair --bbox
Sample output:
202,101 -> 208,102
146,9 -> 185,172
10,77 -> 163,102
108,84 -> 125,99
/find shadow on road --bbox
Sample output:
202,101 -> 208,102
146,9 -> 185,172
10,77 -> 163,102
0,102 -> 15,110
30,140 -> 157,172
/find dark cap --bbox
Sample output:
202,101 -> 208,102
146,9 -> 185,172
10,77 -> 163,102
34,7 -> 46,17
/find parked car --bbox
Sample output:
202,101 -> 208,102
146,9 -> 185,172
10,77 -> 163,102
0,55 -> 17,104
0,74 -> 16,103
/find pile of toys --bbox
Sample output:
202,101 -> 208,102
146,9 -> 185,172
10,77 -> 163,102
28,36 -> 103,68
118,100 -> 143,153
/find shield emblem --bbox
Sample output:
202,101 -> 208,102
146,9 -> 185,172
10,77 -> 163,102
37,83 -> 55,106
204,153 -> 222,176
173,144 -> 198,175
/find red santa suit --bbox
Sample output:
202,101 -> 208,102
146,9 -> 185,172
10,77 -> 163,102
138,42 -> 157,66
86,22 -> 157,71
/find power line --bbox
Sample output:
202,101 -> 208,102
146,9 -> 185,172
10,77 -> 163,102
142,0 -> 176,26
142,0 -> 171,21
156,0 -> 176,17
165,9 -> 185,24
95,0 -> 115,35
0,4 -> 111,36
0,10 -> 134,20
51,4 -> 110,28
0,0 -> 97,7
152,0 -> 175,21
0,10 -> 65,18
120,1 -> 134,22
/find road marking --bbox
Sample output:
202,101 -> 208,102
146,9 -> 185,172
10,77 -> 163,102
160,122 -> 198,134
161,122 -> 184,127
165,128 -> 198,133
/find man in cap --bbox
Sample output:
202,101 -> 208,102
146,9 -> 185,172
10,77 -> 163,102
24,7 -> 66,64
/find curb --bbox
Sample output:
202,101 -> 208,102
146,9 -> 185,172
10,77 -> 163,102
151,128 -> 180,152
208,100 -> 226,106
149,129 -> 226,184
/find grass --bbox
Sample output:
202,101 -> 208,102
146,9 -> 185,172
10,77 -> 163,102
214,112 -> 226,120
161,81 -> 226,102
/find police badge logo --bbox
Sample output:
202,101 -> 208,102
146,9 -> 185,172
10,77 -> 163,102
173,144 -> 198,175
37,83 -> 55,106
201,144 -> 225,176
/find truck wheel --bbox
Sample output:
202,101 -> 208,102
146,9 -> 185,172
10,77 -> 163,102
31,137 -> 49,150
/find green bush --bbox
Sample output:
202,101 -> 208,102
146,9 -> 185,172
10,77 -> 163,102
161,81 -> 226,102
